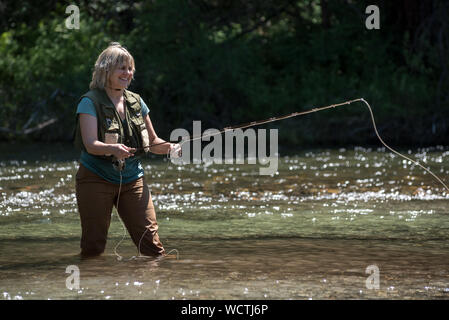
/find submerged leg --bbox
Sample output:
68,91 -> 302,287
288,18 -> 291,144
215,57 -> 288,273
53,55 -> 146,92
116,177 -> 166,257
76,164 -> 115,257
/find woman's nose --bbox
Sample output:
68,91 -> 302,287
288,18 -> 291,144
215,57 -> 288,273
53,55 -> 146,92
121,68 -> 131,75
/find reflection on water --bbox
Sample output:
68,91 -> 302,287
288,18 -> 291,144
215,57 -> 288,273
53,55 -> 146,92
0,144 -> 448,299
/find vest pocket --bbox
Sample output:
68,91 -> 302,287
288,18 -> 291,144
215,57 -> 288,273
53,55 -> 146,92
103,117 -> 120,156
141,125 -> 150,152
104,133 -> 119,156
129,116 -> 148,153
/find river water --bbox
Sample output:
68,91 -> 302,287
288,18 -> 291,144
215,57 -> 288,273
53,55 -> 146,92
0,143 -> 448,300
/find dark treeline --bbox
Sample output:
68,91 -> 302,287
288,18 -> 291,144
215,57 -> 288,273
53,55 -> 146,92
0,0 -> 448,148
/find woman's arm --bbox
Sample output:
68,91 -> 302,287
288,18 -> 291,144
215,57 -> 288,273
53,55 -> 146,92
79,113 -> 135,160
144,114 -> 176,155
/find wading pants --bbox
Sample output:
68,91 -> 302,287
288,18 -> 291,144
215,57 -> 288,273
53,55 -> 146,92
75,164 -> 165,257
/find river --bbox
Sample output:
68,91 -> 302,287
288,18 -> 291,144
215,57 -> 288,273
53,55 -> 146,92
0,143 -> 448,299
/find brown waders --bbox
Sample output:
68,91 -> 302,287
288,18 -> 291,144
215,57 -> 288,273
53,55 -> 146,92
75,164 -> 165,258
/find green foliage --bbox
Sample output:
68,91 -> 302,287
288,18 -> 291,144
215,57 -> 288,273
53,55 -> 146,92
0,11 -> 112,140
0,0 -> 447,147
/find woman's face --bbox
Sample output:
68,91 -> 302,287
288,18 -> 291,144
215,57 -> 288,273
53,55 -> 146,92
108,62 -> 133,89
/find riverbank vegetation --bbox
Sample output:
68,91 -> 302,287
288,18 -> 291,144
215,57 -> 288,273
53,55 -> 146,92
1,0 -> 448,147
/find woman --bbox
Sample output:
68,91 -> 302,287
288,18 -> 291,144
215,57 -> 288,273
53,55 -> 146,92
74,42 -> 179,258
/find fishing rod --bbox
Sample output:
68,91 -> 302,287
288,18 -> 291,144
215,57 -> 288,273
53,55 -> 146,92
138,98 -> 362,150
134,98 -> 449,193
114,97 -> 449,261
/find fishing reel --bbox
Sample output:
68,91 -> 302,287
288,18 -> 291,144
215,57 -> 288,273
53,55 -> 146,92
112,157 -> 126,172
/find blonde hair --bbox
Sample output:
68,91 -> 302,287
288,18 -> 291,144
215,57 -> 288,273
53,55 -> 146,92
89,42 -> 135,90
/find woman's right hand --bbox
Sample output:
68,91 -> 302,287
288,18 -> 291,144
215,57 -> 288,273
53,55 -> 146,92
111,144 -> 135,160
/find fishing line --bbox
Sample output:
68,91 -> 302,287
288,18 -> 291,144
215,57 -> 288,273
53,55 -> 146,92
113,171 -> 127,261
157,98 -> 448,193
135,149 -> 179,260
114,97 -> 448,259
359,98 -> 449,193
113,150 -> 180,261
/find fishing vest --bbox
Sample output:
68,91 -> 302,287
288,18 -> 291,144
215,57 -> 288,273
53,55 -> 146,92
74,88 -> 150,159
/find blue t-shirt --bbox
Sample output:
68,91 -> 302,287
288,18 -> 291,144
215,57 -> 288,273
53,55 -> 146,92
76,96 -> 150,184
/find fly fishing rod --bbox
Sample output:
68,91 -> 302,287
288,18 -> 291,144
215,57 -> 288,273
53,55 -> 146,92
135,98 -> 449,193
114,98 -> 449,261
